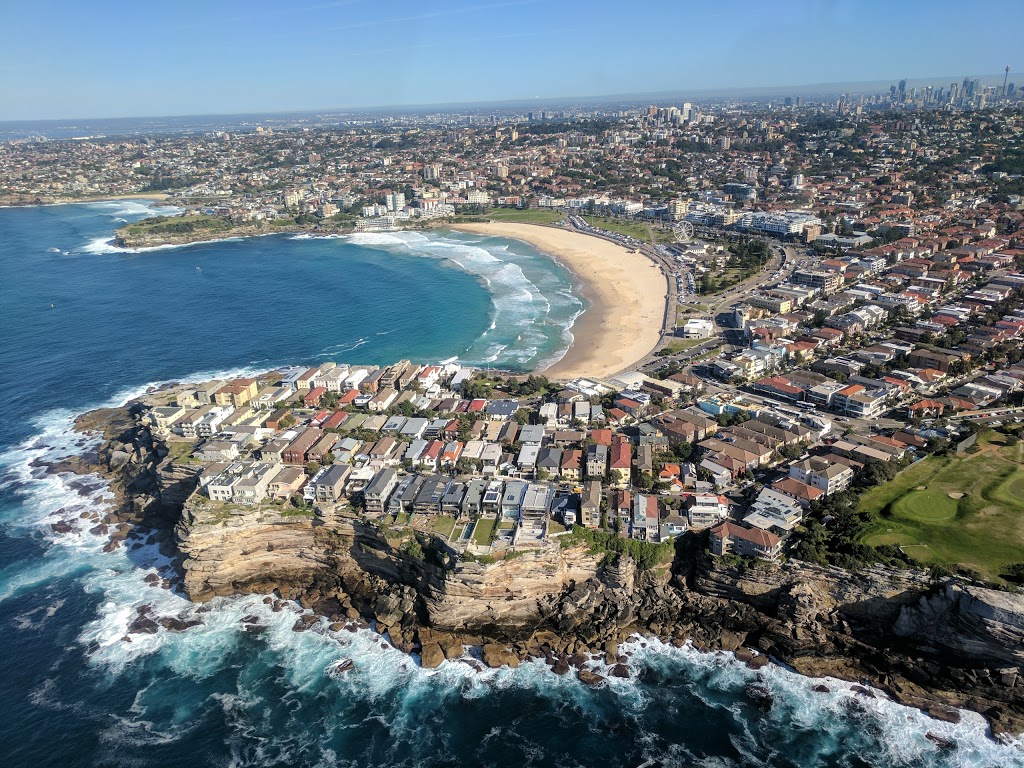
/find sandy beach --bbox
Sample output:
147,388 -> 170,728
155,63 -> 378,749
451,223 -> 668,381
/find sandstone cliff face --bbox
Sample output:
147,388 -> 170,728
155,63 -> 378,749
176,500 -> 333,601
894,583 -> 1024,669
156,457 -> 202,510
72,404 -> 1024,738
422,548 -> 600,633
176,497 -> 603,636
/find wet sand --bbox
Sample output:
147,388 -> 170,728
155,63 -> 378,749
451,223 -> 668,380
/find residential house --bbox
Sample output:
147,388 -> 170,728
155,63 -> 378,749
709,521 -> 783,560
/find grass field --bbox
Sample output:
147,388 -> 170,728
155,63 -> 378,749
471,517 -> 495,545
657,338 -> 704,355
581,215 -> 675,244
859,432 -> 1024,581
481,208 -> 563,224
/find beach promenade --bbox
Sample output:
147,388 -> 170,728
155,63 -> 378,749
451,222 -> 669,381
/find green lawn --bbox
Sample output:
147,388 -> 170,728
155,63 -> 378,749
391,512 -> 412,526
477,208 -> 563,224
471,517 -> 495,545
657,338 -> 704,355
581,215 -> 674,244
859,432 -> 1024,581
430,515 -> 458,537
166,440 -> 200,464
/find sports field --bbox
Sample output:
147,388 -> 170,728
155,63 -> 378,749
859,432 -> 1024,581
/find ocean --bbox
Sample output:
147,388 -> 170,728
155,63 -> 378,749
0,201 -> 1020,767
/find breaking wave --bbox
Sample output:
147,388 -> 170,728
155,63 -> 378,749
345,230 -> 584,371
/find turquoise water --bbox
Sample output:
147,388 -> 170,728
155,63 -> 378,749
0,202 -> 1021,767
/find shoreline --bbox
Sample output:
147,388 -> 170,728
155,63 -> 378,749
27,399 -> 1024,743
450,223 -> 667,381
0,192 -> 171,207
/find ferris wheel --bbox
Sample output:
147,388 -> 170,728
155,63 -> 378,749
673,221 -> 695,243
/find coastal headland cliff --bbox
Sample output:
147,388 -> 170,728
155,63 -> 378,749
52,401 -> 1024,741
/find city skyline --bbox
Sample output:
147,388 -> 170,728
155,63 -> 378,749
1,0 -> 1021,121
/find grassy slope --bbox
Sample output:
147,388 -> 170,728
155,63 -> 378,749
581,215 -> 674,244
481,208 -> 564,224
859,432 -> 1024,580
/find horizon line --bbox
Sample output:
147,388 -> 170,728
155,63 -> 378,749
1,71 -> 1020,125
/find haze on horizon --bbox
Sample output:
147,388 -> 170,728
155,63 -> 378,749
0,0 -> 1021,122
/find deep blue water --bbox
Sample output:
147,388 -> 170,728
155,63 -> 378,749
0,202 -> 1020,767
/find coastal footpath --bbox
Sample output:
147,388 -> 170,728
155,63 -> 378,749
53,401 -> 1024,742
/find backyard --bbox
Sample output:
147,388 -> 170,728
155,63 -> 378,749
471,517 -> 496,545
859,432 -> 1024,581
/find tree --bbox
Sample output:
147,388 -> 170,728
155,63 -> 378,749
1002,562 -> 1024,584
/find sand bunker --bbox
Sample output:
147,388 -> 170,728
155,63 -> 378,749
947,492 -> 965,499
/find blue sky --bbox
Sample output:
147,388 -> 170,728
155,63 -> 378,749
1,0 -> 1021,120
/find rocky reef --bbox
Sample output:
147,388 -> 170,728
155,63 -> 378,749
60,403 -> 1024,740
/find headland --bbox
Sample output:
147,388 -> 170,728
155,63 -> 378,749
42,368 -> 1024,742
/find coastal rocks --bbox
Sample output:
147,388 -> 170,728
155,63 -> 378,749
158,616 -> 203,632
107,450 -> 131,472
482,644 -> 519,669
128,612 -> 159,635
326,659 -> 355,676
746,684 -> 774,711
423,547 -> 601,635
927,705 -> 963,724
68,401 -> 1024,740
893,584 -> 1024,668
175,496 -> 332,603
420,642 -> 445,669
578,669 -> 605,686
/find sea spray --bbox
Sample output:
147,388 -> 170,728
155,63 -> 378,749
2,202 -> 1022,767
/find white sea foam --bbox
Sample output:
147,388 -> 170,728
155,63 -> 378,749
79,234 -> 251,255
345,230 -> 576,369
3,415 -> 1023,766
612,637 -> 1024,767
82,199 -> 183,217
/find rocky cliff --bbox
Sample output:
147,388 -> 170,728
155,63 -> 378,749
67,403 -> 1024,740
112,220 -> 356,249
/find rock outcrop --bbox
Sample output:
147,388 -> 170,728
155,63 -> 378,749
176,500 -> 333,601
68,402 -> 1024,740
